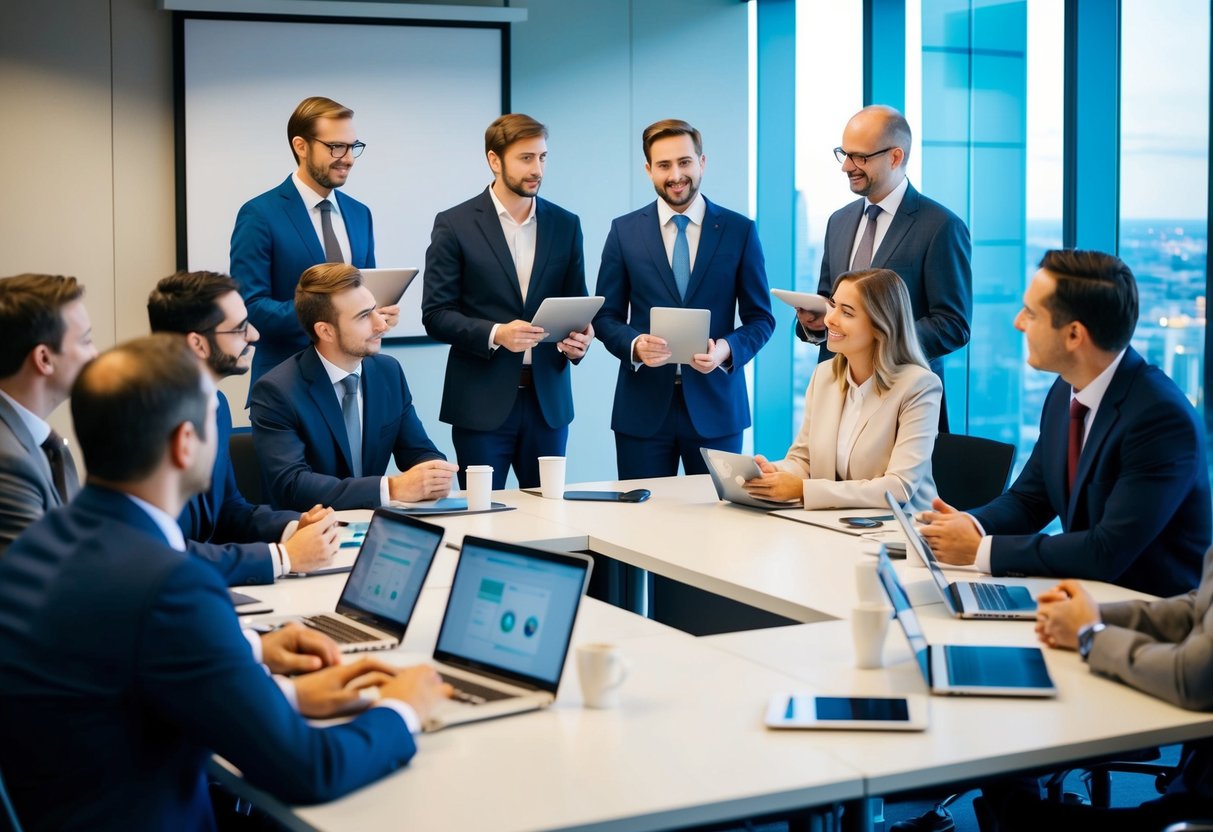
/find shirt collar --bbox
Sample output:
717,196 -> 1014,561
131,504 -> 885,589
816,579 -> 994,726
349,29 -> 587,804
315,348 -> 362,387
487,184 -> 537,226
292,171 -> 339,213
1072,349 -> 1127,410
845,370 -> 875,399
657,193 -> 706,228
0,388 -> 51,447
124,493 -> 187,552
866,176 -> 910,216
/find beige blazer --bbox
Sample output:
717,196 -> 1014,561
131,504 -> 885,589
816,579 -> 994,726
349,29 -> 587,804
774,361 -> 940,511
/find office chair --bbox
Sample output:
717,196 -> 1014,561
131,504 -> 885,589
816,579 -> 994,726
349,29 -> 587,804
0,768 -> 23,832
930,433 -> 1016,511
228,430 -> 266,506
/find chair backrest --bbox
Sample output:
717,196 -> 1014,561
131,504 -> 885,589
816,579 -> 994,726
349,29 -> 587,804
228,430 -> 265,506
930,432 -> 1016,511
0,767 -> 23,832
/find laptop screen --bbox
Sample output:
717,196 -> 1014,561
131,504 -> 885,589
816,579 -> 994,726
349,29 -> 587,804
875,550 -> 933,685
884,492 -> 955,601
434,538 -> 591,692
336,510 -> 443,628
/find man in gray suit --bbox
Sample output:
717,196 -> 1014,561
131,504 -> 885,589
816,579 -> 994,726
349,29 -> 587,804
0,274 -> 96,555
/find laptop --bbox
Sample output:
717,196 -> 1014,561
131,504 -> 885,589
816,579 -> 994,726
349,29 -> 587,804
294,509 -> 443,652
701,447 -> 802,510
875,549 -> 1056,697
883,491 -> 1036,620
423,536 -> 593,731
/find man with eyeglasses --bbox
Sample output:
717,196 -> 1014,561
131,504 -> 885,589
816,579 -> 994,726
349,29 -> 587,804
232,96 -> 388,389
795,105 -> 971,430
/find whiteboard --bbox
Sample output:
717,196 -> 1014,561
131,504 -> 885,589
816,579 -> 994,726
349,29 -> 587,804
179,16 -> 504,338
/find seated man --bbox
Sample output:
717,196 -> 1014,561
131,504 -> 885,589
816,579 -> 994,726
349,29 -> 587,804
0,334 -> 451,830
149,270 -> 340,580
920,249 -> 1209,598
251,263 -> 457,510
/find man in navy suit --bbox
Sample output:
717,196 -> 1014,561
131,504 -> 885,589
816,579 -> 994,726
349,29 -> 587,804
232,96 -> 394,387
0,334 -> 451,831
148,270 -> 340,579
796,105 -> 971,428
594,119 -> 775,479
920,250 -> 1210,597
422,114 -> 593,489
251,263 -> 457,510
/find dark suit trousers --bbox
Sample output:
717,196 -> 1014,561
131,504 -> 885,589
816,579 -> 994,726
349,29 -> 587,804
451,384 -> 567,490
614,384 -> 743,479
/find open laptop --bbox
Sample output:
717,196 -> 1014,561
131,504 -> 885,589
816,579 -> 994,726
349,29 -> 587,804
294,509 -> 443,652
701,448 -> 801,510
875,549 -> 1056,697
423,536 -> 592,731
883,491 -> 1036,620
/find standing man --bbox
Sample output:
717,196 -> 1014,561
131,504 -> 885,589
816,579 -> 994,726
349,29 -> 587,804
232,96 -> 390,388
594,119 -> 774,479
798,105 -> 971,427
148,270 -> 340,579
422,114 -> 592,489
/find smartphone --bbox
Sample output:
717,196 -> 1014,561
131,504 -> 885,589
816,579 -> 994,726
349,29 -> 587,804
562,489 -> 651,503
764,692 -> 928,731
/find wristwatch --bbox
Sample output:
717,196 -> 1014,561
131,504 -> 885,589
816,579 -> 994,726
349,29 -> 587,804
1077,621 -> 1107,661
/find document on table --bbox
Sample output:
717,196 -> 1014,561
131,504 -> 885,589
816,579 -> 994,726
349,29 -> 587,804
769,507 -> 908,553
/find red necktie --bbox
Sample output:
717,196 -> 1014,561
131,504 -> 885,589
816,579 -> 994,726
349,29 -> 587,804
1067,398 -> 1089,493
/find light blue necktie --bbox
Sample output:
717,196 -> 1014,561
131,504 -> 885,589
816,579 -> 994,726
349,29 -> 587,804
339,374 -> 363,478
671,214 -> 691,301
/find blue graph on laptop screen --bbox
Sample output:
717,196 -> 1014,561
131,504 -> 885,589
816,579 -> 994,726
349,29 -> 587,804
437,544 -> 585,685
339,517 -> 437,622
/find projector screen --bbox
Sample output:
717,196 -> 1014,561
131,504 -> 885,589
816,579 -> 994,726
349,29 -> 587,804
177,15 -> 505,338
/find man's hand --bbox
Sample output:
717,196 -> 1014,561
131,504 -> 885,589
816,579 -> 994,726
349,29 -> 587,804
796,307 -> 827,334
690,338 -> 731,374
1035,580 -> 1101,651
292,657 -> 400,719
495,320 -> 547,353
378,304 -> 401,331
633,334 -> 672,367
558,323 -> 594,360
260,622 -> 340,675
379,665 -> 454,723
917,498 -> 982,566
296,504 -> 333,530
743,454 -> 803,503
282,508 -> 339,573
389,459 -> 459,502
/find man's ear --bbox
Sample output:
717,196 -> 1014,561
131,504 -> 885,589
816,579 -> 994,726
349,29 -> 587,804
185,332 -> 212,362
29,344 -> 55,378
313,321 -> 336,344
167,420 -> 196,471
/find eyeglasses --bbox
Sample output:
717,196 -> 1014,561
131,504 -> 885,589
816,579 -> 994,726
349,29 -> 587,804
833,146 -> 894,166
311,138 -> 366,159
210,321 -> 252,338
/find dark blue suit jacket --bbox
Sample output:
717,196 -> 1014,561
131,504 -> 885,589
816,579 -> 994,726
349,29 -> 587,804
0,485 -> 416,831
421,189 -> 587,431
250,347 -> 445,510
972,348 -> 1211,596
231,176 -> 375,387
593,197 -> 775,439
178,391 -> 298,585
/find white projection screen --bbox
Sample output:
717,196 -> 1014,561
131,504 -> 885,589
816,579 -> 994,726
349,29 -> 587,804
179,15 -> 505,338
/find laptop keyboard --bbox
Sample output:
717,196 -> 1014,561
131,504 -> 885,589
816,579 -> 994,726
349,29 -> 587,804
303,614 -> 379,644
972,582 -> 1016,611
439,673 -> 515,705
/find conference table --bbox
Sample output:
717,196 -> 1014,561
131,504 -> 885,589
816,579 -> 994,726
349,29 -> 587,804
216,475 -> 1213,831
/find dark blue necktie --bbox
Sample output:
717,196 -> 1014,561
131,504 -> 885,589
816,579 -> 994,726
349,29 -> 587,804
672,214 -> 691,301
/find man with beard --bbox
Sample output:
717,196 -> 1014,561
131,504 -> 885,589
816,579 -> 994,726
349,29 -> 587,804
232,96 -> 394,388
422,114 -> 592,490
593,119 -> 774,478
148,270 -> 340,580
251,263 -> 456,510
795,105 -> 971,429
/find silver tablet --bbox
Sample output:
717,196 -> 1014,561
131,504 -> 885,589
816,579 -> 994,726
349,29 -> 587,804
650,307 -> 710,364
360,267 -> 420,308
529,296 -> 605,343
771,288 -> 829,315
764,692 -> 929,731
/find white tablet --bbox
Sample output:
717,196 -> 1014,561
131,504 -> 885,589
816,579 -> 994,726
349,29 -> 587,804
360,267 -> 420,308
530,296 -> 605,343
771,288 -> 829,315
650,307 -> 710,364
764,692 -> 928,731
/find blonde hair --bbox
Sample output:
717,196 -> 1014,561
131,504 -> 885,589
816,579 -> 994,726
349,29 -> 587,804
829,268 -> 928,394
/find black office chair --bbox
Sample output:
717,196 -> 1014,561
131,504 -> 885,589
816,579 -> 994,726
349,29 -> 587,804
0,768 -> 23,832
930,432 -> 1016,510
228,430 -> 266,506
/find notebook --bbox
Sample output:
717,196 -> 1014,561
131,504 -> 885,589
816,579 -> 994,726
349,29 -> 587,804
423,536 -> 592,731
883,491 -> 1036,620
875,549 -> 1056,697
294,509 -> 443,652
700,447 -> 802,510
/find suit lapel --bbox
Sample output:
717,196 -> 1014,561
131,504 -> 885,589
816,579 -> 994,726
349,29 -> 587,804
809,377 -> 843,480
0,395 -> 63,506
639,203 -> 683,304
301,349 -> 356,475
277,177 -> 326,263
525,199 -> 555,317
334,190 -> 367,264
1067,351 -> 1139,523
872,185 -> 919,267
832,200 -> 865,278
472,189 -> 523,307
686,199 -> 724,303
842,384 -> 886,474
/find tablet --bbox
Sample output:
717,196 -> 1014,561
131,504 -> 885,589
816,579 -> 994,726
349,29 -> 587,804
530,296 -> 605,342
764,692 -> 928,731
360,267 -> 420,308
650,307 -> 711,364
771,288 -> 829,314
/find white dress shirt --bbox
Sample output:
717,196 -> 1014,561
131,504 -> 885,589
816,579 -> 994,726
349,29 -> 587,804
315,349 -> 390,506
486,186 -> 539,364
848,176 -> 909,268
835,371 -> 875,479
292,172 -> 352,264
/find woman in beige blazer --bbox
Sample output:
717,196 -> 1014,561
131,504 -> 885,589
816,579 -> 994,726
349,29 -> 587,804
745,268 -> 941,511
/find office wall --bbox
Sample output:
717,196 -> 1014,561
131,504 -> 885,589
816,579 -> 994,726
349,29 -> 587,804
0,0 -> 749,483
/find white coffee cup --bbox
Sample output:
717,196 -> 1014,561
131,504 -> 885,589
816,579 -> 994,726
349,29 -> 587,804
538,455 -> 566,499
855,559 -> 885,606
465,465 -> 493,512
851,604 -> 892,669
576,642 -> 628,708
